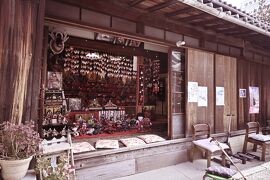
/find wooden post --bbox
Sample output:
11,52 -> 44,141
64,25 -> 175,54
0,0 -> 45,124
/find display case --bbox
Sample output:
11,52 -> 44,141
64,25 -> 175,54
42,89 -> 69,139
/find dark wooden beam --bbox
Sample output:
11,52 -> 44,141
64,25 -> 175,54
191,18 -> 222,26
208,23 -> 235,30
148,0 -> 178,12
224,30 -> 251,35
165,7 -> 193,17
177,13 -> 209,22
216,26 -> 245,33
129,0 -> 145,7
233,32 -> 259,38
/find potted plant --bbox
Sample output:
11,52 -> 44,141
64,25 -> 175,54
0,121 -> 41,180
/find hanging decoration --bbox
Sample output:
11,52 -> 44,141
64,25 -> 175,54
144,58 -> 160,95
49,30 -> 69,55
64,46 -> 136,83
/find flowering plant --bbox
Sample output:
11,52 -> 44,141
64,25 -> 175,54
0,121 -> 41,160
36,154 -> 71,180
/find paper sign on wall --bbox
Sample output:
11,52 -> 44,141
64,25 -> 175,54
249,86 -> 259,114
239,89 -> 246,98
188,82 -> 198,102
216,87 -> 225,106
198,86 -> 208,107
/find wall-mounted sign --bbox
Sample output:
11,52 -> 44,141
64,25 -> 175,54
95,33 -> 142,47
216,87 -> 224,106
249,86 -> 259,114
198,86 -> 207,107
188,82 -> 198,102
239,89 -> 246,98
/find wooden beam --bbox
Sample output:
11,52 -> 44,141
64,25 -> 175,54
208,23 -> 235,30
191,18 -> 223,26
165,7 -> 193,17
233,32 -> 259,38
177,13 -> 209,22
148,0 -> 178,12
129,0 -> 145,7
216,26 -> 245,33
224,30 -> 253,36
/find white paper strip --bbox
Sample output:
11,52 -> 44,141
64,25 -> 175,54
198,86 -> 208,107
216,87 -> 225,106
188,82 -> 198,102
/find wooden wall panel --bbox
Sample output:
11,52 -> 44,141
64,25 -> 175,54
215,55 -> 237,133
249,62 -> 262,122
237,59 -> 249,129
261,64 -> 270,126
186,49 -> 214,135
237,60 -> 270,129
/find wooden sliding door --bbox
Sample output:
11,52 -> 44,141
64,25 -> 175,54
215,55 -> 237,133
186,49 -> 214,136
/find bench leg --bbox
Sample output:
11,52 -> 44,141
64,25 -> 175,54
262,145 -> 266,161
221,153 -> 227,167
243,141 -> 248,153
190,145 -> 194,162
206,151 -> 211,168
253,144 -> 257,152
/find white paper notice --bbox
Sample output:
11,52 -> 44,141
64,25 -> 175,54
198,86 -> 208,107
188,82 -> 198,102
216,87 -> 225,106
249,86 -> 259,114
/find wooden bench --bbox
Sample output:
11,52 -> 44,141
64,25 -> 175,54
242,122 -> 270,161
190,123 -> 229,167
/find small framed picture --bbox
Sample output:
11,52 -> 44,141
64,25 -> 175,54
95,33 -> 114,42
239,89 -> 246,98
68,98 -> 81,111
47,72 -> 62,90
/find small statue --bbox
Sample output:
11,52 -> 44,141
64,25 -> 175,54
80,122 -> 88,135
71,125 -> 79,137
52,128 -> 58,137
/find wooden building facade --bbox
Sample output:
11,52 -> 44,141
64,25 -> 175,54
1,0 -> 270,179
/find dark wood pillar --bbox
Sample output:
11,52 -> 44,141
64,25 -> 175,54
0,0 -> 45,124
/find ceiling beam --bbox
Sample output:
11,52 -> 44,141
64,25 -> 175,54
177,13 -> 209,22
210,24 -> 236,30
148,0 -> 178,12
165,7 -> 193,17
216,26 -> 245,33
191,18 -> 222,26
233,32 -> 259,38
224,30 -> 252,35
129,0 -> 145,7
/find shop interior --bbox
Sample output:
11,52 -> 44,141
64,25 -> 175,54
42,32 -> 169,141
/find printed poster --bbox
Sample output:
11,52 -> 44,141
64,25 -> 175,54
239,89 -> 246,98
216,87 -> 225,106
188,82 -> 198,102
249,87 -> 259,114
198,86 -> 208,107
